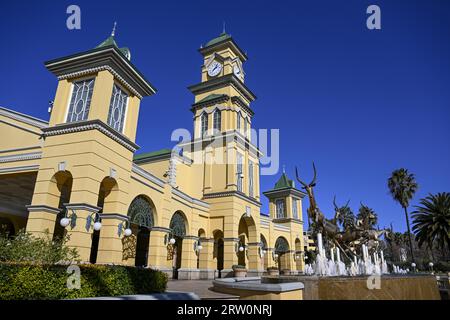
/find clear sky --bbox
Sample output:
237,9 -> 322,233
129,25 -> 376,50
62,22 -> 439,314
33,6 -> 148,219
1,0 -> 449,232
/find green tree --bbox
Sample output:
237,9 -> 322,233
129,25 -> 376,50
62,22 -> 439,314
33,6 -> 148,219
387,168 -> 418,262
412,192 -> 450,258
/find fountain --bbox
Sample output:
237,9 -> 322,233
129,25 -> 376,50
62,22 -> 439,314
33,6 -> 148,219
304,233 -> 390,277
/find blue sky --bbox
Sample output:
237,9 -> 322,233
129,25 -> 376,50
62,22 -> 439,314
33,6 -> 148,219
1,0 -> 449,232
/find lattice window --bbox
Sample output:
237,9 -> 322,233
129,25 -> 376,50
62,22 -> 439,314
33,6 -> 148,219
275,237 -> 289,254
201,113 -> 208,137
248,161 -> 254,197
170,212 -> 186,237
237,112 -> 241,131
66,79 -> 95,123
276,199 -> 286,218
213,109 -> 221,132
127,196 -> 154,228
292,198 -> 298,219
107,84 -> 128,132
244,117 -> 248,137
237,153 -> 243,192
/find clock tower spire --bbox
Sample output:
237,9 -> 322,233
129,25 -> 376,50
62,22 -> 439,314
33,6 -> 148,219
188,32 -> 256,140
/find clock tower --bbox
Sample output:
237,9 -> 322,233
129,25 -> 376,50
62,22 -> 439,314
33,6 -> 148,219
182,32 -> 263,276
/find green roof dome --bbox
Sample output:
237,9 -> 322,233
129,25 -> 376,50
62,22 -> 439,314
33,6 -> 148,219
274,172 -> 295,189
96,25 -> 131,60
205,32 -> 232,48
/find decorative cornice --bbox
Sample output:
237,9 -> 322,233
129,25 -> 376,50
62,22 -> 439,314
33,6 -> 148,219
131,164 -> 165,187
272,218 -> 303,224
0,145 -> 42,154
45,46 -> 156,97
0,164 -> 39,174
151,226 -> 171,233
178,130 -> 261,158
99,213 -> 129,221
183,235 -> 200,240
203,190 -> 261,207
274,224 -> 291,232
191,94 -> 230,112
58,65 -> 143,99
223,237 -> 240,242
188,74 -> 256,103
263,187 -> 306,199
0,107 -> 48,129
64,203 -> 101,213
172,188 -> 210,209
26,205 -> 61,214
0,152 -> 42,163
42,119 -> 139,152
230,96 -> 254,117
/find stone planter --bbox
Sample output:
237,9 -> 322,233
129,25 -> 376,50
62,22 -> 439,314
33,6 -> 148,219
233,268 -> 247,278
281,269 -> 291,275
267,268 -> 279,276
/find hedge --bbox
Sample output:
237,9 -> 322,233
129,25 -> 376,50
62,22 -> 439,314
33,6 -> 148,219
0,263 -> 168,300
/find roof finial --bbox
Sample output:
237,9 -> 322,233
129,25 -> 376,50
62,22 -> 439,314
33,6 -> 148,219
111,21 -> 117,37
282,164 -> 286,174
222,21 -> 226,34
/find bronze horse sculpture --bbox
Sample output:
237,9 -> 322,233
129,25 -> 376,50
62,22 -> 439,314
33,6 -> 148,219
295,162 -> 390,261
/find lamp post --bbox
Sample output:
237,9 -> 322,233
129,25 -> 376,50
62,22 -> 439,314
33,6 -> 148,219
429,262 -> 434,274
411,262 -> 416,273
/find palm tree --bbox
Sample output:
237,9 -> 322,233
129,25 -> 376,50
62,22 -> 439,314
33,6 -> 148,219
412,192 -> 450,258
356,203 -> 378,230
387,168 -> 418,262
337,206 -> 356,231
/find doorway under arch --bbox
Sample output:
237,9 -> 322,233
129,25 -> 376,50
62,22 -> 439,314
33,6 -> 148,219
52,171 -> 73,242
213,230 -> 224,278
169,211 -> 187,279
275,236 -> 290,272
127,195 -> 155,267
260,234 -> 269,270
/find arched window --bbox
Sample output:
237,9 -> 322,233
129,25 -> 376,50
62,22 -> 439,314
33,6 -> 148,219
248,161 -> 254,198
127,196 -> 154,228
201,113 -> 208,137
244,117 -> 249,138
170,212 -> 187,237
213,109 -> 221,133
275,237 -> 290,254
237,112 -> 241,131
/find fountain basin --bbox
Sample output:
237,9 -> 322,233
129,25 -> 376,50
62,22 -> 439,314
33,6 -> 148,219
262,274 -> 440,300
212,277 -> 304,300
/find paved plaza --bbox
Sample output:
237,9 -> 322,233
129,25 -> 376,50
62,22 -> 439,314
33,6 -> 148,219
167,280 -> 239,300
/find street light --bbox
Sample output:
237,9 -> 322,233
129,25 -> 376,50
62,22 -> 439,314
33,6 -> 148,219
411,262 -> 416,272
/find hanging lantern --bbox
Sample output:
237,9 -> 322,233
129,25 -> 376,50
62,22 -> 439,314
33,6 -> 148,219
60,217 -> 70,228
93,221 -> 102,231
124,228 -> 132,237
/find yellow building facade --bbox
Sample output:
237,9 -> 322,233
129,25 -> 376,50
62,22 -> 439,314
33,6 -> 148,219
0,31 -> 306,279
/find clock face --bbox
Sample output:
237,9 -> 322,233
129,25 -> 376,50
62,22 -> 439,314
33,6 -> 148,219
233,64 -> 241,77
207,61 -> 222,77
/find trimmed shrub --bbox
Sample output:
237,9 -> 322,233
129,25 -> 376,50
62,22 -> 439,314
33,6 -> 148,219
0,263 -> 168,300
0,230 -> 79,264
